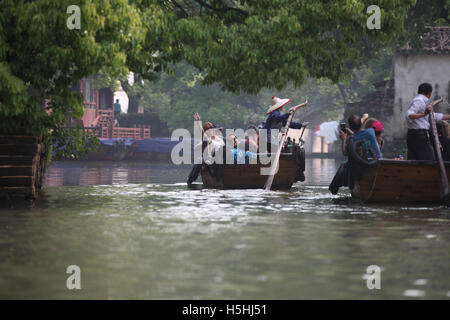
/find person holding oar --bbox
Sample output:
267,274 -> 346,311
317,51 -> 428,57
406,83 -> 450,161
261,96 -> 308,152
263,97 -> 308,190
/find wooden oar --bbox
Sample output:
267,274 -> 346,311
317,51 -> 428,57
428,98 -> 450,203
264,100 -> 308,190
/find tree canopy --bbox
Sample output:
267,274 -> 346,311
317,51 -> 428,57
1,0 -> 138,135
170,0 -> 414,93
1,0 -> 417,139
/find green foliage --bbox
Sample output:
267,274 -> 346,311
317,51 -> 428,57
0,0 -> 420,153
51,127 -> 100,160
337,0 -> 449,109
398,0 -> 449,50
172,0 -> 414,94
134,61 -> 346,133
0,0 -> 141,135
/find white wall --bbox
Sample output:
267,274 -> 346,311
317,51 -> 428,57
393,54 -> 450,139
287,128 -> 334,154
113,88 -> 129,113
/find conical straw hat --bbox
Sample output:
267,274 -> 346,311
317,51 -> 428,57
266,96 -> 291,114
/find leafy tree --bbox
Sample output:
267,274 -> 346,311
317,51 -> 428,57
0,0 -> 142,134
141,62 -> 256,131
113,0 -> 416,116
398,0 -> 449,49
0,0 -> 145,160
336,0 -> 449,113
136,61 -> 346,133
170,0 -> 414,94
0,0 -> 416,148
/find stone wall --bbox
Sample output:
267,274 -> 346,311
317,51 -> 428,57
341,53 -> 450,157
393,54 -> 450,140
343,79 -> 400,155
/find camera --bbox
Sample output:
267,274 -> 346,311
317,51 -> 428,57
340,123 -> 346,132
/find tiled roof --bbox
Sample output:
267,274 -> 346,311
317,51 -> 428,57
397,26 -> 450,55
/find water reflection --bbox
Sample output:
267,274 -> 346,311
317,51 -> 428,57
0,158 -> 448,299
45,159 -> 337,186
45,161 -> 192,186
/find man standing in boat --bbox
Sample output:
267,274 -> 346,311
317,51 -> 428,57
261,96 -> 307,152
406,83 -> 450,160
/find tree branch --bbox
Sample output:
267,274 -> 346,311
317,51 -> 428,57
191,0 -> 248,18
170,0 -> 189,18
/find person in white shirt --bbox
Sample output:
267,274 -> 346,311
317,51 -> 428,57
406,83 -> 450,161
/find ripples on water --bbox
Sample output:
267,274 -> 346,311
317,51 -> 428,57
0,159 -> 449,299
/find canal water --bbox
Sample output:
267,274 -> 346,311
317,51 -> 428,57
0,159 -> 449,299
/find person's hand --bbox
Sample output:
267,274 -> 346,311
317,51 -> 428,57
425,105 -> 432,115
193,112 -> 201,121
289,100 -> 308,113
296,100 -> 308,110
346,128 -> 354,135
339,130 -> 347,141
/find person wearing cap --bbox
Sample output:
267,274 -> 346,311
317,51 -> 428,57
262,96 -> 307,151
406,82 -> 450,161
362,118 -> 384,151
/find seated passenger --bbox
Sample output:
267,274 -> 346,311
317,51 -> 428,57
334,115 -> 382,197
226,133 -> 257,164
342,115 -> 382,160
362,118 -> 384,152
245,125 -> 259,152
193,113 -> 224,154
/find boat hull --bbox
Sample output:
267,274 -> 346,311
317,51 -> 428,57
358,159 -> 450,204
201,154 -> 298,190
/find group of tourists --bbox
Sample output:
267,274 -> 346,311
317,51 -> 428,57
189,81 -> 450,190
193,96 -> 308,158
338,114 -> 384,162
187,96 -> 308,185
330,82 -> 450,196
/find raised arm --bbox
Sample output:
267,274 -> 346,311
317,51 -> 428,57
289,100 -> 308,112
193,112 -> 203,134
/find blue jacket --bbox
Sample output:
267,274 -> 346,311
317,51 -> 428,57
345,128 -> 382,160
262,109 -> 302,142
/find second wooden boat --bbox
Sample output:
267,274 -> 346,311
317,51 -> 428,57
357,159 -> 450,204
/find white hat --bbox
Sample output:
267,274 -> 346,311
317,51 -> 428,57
266,96 -> 291,114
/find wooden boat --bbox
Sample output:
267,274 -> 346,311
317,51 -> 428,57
200,146 -> 305,190
357,159 -> 450,204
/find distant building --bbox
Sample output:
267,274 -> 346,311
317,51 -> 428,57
392,26 -> 450,140
77,77 -> 150,139
78,77 -> 114,128
342,27 -> 450,156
